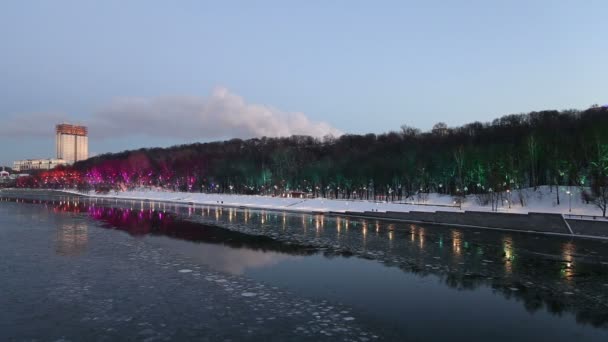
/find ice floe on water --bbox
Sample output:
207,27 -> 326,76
15,217 -> 380,341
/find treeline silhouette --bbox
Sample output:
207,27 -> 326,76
20,106 -> 608,214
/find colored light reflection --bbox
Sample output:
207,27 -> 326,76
452,230 -> 462,256
561,242 -> 576,283
503,236 -> 514,274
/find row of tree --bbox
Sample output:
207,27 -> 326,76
15,106 -> 608,216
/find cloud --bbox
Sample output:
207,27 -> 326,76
0,113 -> 71,138
0,87 -> 342,142
90,87 -> 342,140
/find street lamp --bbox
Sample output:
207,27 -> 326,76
566,190 -> 572,213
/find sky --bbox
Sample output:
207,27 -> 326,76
1,0 -> 607,166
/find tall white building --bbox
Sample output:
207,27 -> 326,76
56,124 -> 88,164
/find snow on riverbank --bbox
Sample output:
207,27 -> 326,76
61,185 -> 604,217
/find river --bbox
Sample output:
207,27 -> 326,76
1,191 -> 608,341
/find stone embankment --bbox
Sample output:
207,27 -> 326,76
3,189 -> 608,239
336,210 -> 608,239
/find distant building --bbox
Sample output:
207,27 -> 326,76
56,124 -> 88,164
0,169 -> 10,185
12,158 -> 67,172
9,123 -> 88,173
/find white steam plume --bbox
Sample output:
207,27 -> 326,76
91,87 -> 342,139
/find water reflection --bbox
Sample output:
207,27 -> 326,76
85,205 -> 314,257
452,230 -> 462,256
418,227 -> 425,248
562,241 -> 576,283
0,196 -> 314,274
179,197 -> 608,329
503,236 -> 514,275
56,222 -> 88,256
362,223 -> 368,248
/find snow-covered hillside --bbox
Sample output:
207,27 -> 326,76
62,185 -> 605,217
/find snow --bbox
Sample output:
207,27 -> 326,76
62,185 -> 605,218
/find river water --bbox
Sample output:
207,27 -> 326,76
1,191 -> 608,341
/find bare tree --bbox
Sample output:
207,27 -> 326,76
432,122 -> 448,136
400,125 -> 421,137
590,144 -> 608,217
527,135 -> 539,189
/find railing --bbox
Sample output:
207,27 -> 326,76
392,202 -> 460,208
564,214 -> 608,221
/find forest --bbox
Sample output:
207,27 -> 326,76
16,106 -> 608,215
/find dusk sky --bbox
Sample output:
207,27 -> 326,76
1,0 -> 606,166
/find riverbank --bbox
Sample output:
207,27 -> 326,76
3,187 -> 608,239
62,187 -> 608,240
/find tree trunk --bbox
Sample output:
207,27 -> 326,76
555,178 -> 560,205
